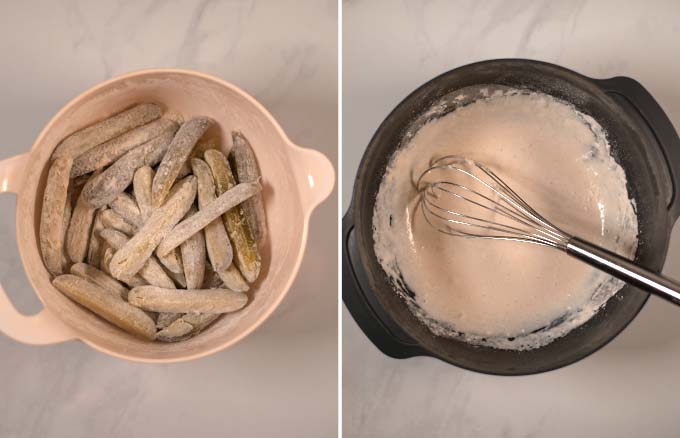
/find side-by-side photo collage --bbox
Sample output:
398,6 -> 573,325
1,1 -> 679,437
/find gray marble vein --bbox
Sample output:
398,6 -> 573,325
343,0 -> 680,437
0,1 -> 337,437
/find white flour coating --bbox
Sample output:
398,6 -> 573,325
373,90 -> 639,350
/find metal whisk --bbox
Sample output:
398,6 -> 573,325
416,155 -> 680,306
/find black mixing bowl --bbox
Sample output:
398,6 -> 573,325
343,59 -> 680,375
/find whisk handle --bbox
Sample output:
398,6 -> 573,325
566,237 -> 680,306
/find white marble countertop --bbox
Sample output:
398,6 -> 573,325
343,1 -> 680,437
0,1 -> 337,437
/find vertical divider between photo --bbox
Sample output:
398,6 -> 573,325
337,0 -> 343,437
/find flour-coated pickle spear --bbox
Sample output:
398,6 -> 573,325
128,286 -> 248,314
52,274 -> 156,340
81,129 -> 176,208
133,166 -> 154,221
155,313 -> 219,342
110,193 -> 143,228
70,118 -> 177,177
205,149 -> 261,283
100,209 -> 136,236
52,103 -> 161,160
152,117 -> 212,207
109,176 -> 197,280
180,207 -> 206,289
230,131 -> 266,242
65,170 -> 103,263
70,262 -> 128,300
60,190 -> 73,273
192,158 -> 233,272
87,209 -> 105,268
63,173 -> 91,269
156,181 -> 259,256
60,179 -> 83,272
218,264 -> 250,292
66,191 -> 97,264
40,157 -> 73,275
155,319 -> 193,342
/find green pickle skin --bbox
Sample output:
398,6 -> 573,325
204,150 -> 261,283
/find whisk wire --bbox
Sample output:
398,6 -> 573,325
422,191 -> 562,246
426,184 -> 550,239
417,155 -> 571,249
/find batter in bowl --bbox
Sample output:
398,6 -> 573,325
373,89 -> 639,350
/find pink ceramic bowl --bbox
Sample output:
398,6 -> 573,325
0,69 -> 335,362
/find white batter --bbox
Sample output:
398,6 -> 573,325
373,89 -> 638,350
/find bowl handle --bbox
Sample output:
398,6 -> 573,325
596,77 -> 680,221
0,153 -> 76,345
289,144 -> 335,211
342,206 -> 428,359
